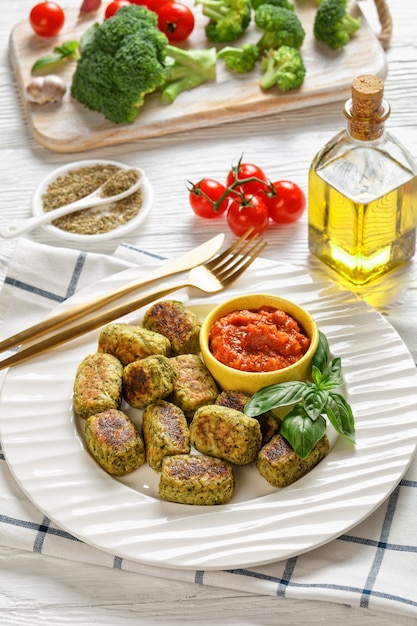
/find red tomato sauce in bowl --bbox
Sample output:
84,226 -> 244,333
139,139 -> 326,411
208,306 -> 311,373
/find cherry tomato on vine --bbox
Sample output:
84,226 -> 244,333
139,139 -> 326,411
157,2 -> 195,42
29,2 -> 65,37
226,162 -> 269,196
146,0 -> 172,12
266,180 -> 306,224
104,0 -> 131,18
227,194 -> 269,237
189,178 -> 230,219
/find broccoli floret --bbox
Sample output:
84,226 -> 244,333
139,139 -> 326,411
251,0 -> 294,11
255,5 -> 305,51
313,0 -> 361,49
71,5 -> 168,124
195,0 -> 252,43
260,45 -> 305,91
161,45 -> 217,103
217,43 -> 259,73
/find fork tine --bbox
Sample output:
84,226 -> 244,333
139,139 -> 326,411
215,238 -> 268,287
207,233 -> 259,275
204,228 -> 255,271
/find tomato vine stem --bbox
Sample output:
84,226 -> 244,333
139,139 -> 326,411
188,176 -> 275,213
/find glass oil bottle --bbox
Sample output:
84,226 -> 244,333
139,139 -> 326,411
308,74 -> 417,286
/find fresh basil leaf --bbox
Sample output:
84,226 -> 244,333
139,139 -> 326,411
311,331 -> 330,373
31,40 -> 80,75
244,330 -> 356,458
325,392 -> 355,442
320,357 -> 343,390
54,41 -> 79,57
244,381 -> 307,416
311,363 -> 324,386
31,53 -> 65,74
303,387 -> 328,420
280,406 -> 327,460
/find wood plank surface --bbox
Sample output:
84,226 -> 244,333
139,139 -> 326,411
8,1 -> 387,153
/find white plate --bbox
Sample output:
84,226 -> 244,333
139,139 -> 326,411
31,159 -> 153,242
1,259 -> 417,570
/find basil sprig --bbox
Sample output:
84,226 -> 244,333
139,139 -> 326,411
244,332 -> 355,460
31,41 -> 80,75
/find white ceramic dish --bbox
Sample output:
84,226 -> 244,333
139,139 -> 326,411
31,159 -> 153,242
1,258 -> 417,571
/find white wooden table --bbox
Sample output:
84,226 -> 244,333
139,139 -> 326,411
1,1 -> 416,624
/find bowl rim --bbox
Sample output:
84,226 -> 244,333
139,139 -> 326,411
199,292 -> 319,379
31,159 -> 154,243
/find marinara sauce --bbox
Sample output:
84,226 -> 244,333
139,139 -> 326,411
209,305 -> 310,372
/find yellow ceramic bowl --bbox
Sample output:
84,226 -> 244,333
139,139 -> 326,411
199,293 -> 319,396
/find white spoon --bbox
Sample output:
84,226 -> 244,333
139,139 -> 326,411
1,167 -> 145,239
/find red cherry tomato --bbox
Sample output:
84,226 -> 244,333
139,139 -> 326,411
29,2 -> 65,37
266,180 -> 306,224
157,2 -> 195,42
146,0 -> 172,12
226,162 -> 269,196
105,0 -> 131,18
189,179 -> 229,219
128,0 -> 149,5
227,194 -> 269,237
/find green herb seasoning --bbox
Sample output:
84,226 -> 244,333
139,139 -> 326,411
100,168 -> 140,198
42,164 -> 143,235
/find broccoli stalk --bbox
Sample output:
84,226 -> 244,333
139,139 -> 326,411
217,42 -> 259,73
260,45 -> 306,91
161,45 -> 217,103
195,0 -> 252,43
313,0 -> 361,49
254,5 -> 306,51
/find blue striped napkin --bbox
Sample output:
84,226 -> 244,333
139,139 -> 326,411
0,239 -> 416,621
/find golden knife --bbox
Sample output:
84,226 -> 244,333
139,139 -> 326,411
0,232 -> 225,354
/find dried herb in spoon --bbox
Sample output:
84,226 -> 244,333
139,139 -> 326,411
100,168 -> 140,198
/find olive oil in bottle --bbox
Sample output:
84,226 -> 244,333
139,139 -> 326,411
308,75 -> 417,286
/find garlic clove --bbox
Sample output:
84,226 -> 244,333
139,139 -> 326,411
25,75 -> 67,105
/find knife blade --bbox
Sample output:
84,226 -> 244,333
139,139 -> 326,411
0,232 -> 225,354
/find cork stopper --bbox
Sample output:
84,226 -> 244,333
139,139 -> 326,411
351,75 -> 384,118
344,74 -> 390,140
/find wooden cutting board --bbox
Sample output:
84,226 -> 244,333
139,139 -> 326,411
9,1 -> 387,153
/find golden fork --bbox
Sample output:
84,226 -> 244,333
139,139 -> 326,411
0,234 -> 267,370
0,232 -> 225,354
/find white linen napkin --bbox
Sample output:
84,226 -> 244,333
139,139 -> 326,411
0,239 -> 416,622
